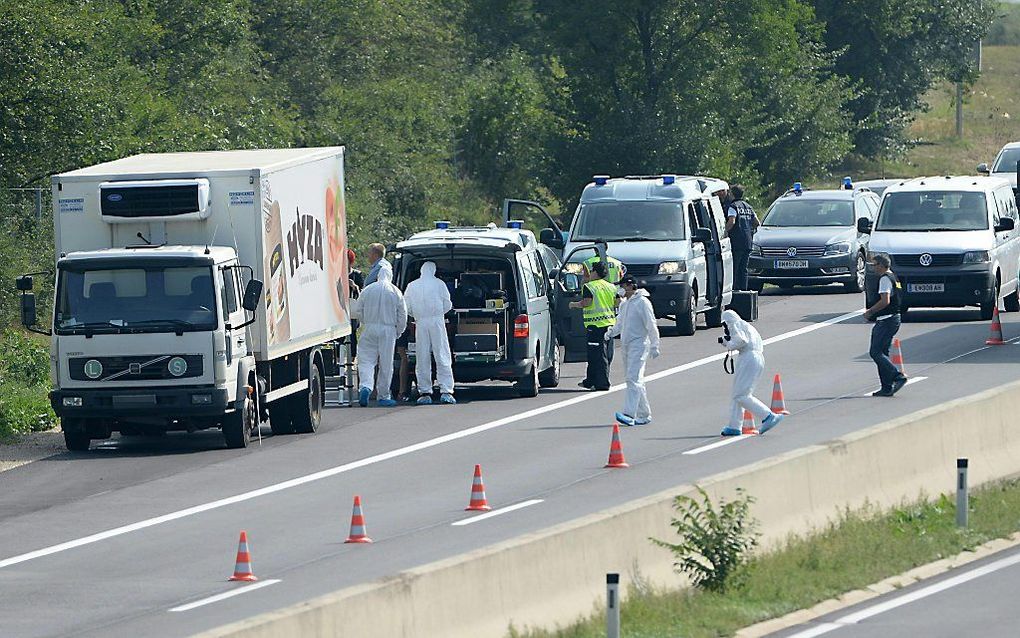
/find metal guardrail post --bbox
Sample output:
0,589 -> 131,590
957,458 -> 969,528
606,573 -> 620,638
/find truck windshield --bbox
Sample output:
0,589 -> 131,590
572,202 -> 684,241
875,191 -> 988,231
992,148 -> 1020,173
55,265 -> 217,333
763,199 -> 853,227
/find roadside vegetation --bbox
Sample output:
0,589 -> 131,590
513,478 -> 1020,638
0,330 -> 55,441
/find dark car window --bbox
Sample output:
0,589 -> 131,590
763,199 -> 854,227
876,191 -> 988,231
993,148 -> 1020,173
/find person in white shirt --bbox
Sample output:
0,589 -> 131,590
351,268 -> 407,407
863,254 -> 907,397
403,261 -> 456,404
605,276 -> 660,426
719,309 -> 785,436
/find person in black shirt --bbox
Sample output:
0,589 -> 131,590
725,184 -> 759,290
864,254 -> 907,397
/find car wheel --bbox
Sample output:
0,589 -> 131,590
291,363 -> 322,434
538,339 -> 561,388
844,253 -> 866,293
517,355 -> 540,398
1004,280 -> 1020,312
223,393 -> 255,449
674,289 -> 696,336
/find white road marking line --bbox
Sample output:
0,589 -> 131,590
0,310 -> 864,571
168,579 -> 281,612
683,435 -> 756,455
860,376 -> 928,397
452,499 -> 544,526
784,550 -> 1020,637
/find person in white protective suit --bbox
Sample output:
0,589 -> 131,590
351,268 -> 407,407
403,261 -> 456,405
719,309 -> 785,436
604,276 -> 660,426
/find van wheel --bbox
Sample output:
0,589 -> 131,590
1004,283 -> 1020,312
704,304 -> 723,328
62,421 -> 91,452
223,394 -> 255,449
538,340 -> 561,388
269,403 -> 295,435
844,253 -> 866,293
291,363 -> 322,434
674,289 -> 697,336
517,354 -> 540,398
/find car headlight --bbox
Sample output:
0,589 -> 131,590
824,242 -> 852,255
562,262 -> 584,275
658,261 -> 686,275
962,250 -> 990,264
751,244 -> 762,256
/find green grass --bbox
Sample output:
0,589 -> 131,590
0,329 -> 56,441
512,479 -> 1020,638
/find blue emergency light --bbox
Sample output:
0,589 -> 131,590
793,182 -> 803,195
435,220 -> 451,229
662,175 -> 676,185
508,220 -> 524,229
842,176 -> 853,190
593,175 -> 609,186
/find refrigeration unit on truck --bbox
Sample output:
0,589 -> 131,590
16,148 -> 354,451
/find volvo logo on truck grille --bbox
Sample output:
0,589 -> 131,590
919,253 -> 933,267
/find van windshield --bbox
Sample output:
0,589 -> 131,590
572,202 -> 684,241
993,148 -> 1020,173
762,199 -> 853,227
55,264 -> 218,334
875,191 -> 988,231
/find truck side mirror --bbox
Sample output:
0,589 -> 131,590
995,217 -> 1015,232
242,279 -> 263,312
857,218 -> 872,234
692,227 -> 712,243
539,228 -> 564,249
20,292 -> 37,327
977,163 -> 990,175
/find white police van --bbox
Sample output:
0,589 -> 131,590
861,175 -> 1020,320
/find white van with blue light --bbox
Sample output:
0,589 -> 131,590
551,174 -> 734,336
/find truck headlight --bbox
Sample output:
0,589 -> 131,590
962,250 -> 990,264
658,261 -> 686,275
562,262 -> 584,275
62,396 -> 83,407
824,242 -> 851,255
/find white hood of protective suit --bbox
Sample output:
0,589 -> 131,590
353,268 -> 407,333
404,261 -> 453,320
607,289 -> 660,349
721,309 -> 762,354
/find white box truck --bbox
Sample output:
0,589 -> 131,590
16,148 -> 353,451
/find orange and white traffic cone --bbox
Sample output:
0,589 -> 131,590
891,338 -> 906,376
344,495 -> 373,544
770,374 -> 790,415
986,307 -> 1006,345
604,422 -> 629,468
228,531 -> 258,582
741,410 -> 759,436
465,464 -> 492,511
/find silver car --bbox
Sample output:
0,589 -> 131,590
747,186 -> 881,292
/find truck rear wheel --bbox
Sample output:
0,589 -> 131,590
223,394 -> 255,449
291,363 -> 322,434
269,404 -> 295,435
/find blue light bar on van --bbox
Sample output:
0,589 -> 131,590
662,175 -> 676,185
507,220 -> 524,229
593,175 -> 609,186
842,176 -> 853,190
435,220 -> 451,229
793,182 -> 803,195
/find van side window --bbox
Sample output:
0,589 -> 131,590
854,198 -> 871,221
527,252 -> 547,296
708,197 -> 728,238
518,254 -> 540,299
687,203 -> 700,235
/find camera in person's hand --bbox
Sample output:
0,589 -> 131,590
717,336 -> 726,345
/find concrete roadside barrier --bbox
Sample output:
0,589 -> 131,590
197,379 -> 1020,638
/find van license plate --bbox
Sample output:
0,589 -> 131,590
775,260 -> 808,269
908,283 -> 944,293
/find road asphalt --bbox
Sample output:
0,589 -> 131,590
2,287 -> 1020,637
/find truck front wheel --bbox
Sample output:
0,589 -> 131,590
223,394 -> 255,449
63,423 -> 91,452
291,363 -> 322,434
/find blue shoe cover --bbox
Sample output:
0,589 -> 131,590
358,387 -> 370,407
439,393 -> 457,405
760,413 -> 785,435
634,417 -> 651,426
378,398 -> 397,407
615,412 -> 636,426
416,395 -> 433,405
721,426 -> 742,436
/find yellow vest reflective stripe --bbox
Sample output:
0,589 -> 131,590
583,279 -> 617,327
583,256 -> 624,284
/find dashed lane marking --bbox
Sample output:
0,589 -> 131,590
452,499 -> 544,526
168,579 -> 282,612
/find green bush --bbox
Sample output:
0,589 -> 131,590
0,329 -> 54,439
0,381 -> 54,440
652,487 -> 759,593
987,4 -> 1020,45
0,329 -> 51,387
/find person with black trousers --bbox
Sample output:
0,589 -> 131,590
725,184 -> 759,290
864,253 -> 908,397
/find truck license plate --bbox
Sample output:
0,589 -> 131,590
908,283 -> 944,293
774,259 -> 808,269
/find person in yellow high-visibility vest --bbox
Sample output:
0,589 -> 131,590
582,254 -> 625,285
570,261 -> 617,390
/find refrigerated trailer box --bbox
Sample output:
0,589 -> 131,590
18,148 -> 353,451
